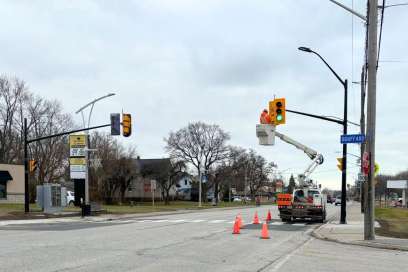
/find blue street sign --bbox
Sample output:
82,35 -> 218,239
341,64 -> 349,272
340,134 -> 366,144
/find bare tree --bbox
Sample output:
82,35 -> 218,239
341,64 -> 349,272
165,122 -> 230,200
140,159 -> 186,205
90,132 -> 137,203
0,76 -> 27,163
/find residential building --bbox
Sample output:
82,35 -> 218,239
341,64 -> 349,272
0,164 -> 24,203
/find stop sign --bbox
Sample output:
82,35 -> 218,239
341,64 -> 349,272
363,152 -> 369,176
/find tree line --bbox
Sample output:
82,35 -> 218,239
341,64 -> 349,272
1,75 -> 277,204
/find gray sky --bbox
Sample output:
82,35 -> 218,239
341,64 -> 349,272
1,0 -> 407,189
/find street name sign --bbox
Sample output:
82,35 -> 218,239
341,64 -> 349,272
340,134 -> 365,144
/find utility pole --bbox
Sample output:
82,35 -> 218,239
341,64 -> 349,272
360,65 -> 366,213
24,118 -> 29,213
364,0 -> 378,240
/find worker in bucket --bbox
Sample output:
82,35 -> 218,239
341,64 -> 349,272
260,109 -> 271,124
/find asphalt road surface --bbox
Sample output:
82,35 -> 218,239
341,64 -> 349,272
1,204 -> 407,272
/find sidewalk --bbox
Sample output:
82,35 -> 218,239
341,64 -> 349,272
313,202 -> 408,251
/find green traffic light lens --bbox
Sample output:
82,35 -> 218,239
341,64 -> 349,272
276,115 -> 283,121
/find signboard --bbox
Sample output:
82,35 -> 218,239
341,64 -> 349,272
151,179 -> 157,191
69,135 -> 86,147
387,180 -> 408,189
69,158 -> 86,165
70,165 -> 87,172
340,134 -> 365,144
362,152 -> 369,176
70,148 -> 85,157
69,134 -> 87,180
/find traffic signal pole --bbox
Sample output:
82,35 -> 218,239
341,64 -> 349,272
24,118 -> 29,213
23,123 -> 110,213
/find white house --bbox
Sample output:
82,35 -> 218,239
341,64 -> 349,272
176,175 -> 193,190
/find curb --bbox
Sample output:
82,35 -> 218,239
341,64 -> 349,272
312,212 -> 408,252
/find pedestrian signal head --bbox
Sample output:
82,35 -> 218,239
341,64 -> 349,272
110,113 -> 121,136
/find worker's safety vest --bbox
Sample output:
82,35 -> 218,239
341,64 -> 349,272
260,112 -> 271,124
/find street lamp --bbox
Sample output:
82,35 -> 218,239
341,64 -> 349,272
75,92 -> 116,212
298,46 -> 348,224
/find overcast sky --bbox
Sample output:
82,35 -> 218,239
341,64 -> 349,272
1,0 -> 407,189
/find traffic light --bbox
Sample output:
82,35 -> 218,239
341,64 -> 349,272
269,98 -> 286,125
29,160 -> 37,173
337,157 -> 343,171
110,113 -> 120,136
122,113 -> 132,137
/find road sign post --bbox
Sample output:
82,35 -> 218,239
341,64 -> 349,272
151,179 -> 156,207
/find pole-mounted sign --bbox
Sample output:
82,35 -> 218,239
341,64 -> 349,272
340,134 -> 365,144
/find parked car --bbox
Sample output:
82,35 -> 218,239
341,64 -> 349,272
66,191 -> 75,206
335,196 -> 341,206
233,196 -> 242,202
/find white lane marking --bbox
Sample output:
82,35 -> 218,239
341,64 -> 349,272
189,219 -> 206,223
292,223 -> 306,226
137,220 -> 153,223
209,220 -> 227,223
270,222 -> 284,226
269,237 -> 315,272
168,219 -> 186,223
153,220 -> 169,223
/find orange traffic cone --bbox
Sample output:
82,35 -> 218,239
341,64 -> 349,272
238,214 -> 243,229
260,222 -> 270,239
232,218 -> 240,234
266,210 -> 272,222
253,212 -> 260,224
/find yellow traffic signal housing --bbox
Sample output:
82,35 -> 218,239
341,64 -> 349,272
29,160 -> 37,173
268,100 -> 276,124
122,113 -> 132,137
269,98 -> 286,125
337,157 -> 343,171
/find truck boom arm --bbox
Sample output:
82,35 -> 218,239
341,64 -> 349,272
275,131 -> 319,160
274,131 -> 324,182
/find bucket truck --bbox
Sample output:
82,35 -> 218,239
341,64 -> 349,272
256,124 -> 327,222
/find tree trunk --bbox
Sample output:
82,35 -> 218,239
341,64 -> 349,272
214,180 -> 219,205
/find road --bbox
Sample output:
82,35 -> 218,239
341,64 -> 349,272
0,204 -> 407,272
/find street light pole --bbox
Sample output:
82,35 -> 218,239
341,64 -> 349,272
298,47 -> 348,224
75,93 -> 115,210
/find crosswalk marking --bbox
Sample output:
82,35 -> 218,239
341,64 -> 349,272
95,218 -> 307,227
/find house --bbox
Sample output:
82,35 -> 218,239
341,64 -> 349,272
125,158 -> 173,201
0,164 -> 24,203
176,175 -> 193,190
175,174 -> 193,200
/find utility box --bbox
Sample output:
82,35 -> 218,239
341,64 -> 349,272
256,124 -> 275,146
36,183 -> 67,214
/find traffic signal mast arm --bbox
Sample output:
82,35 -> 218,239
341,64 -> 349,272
274,131 -> 324,185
